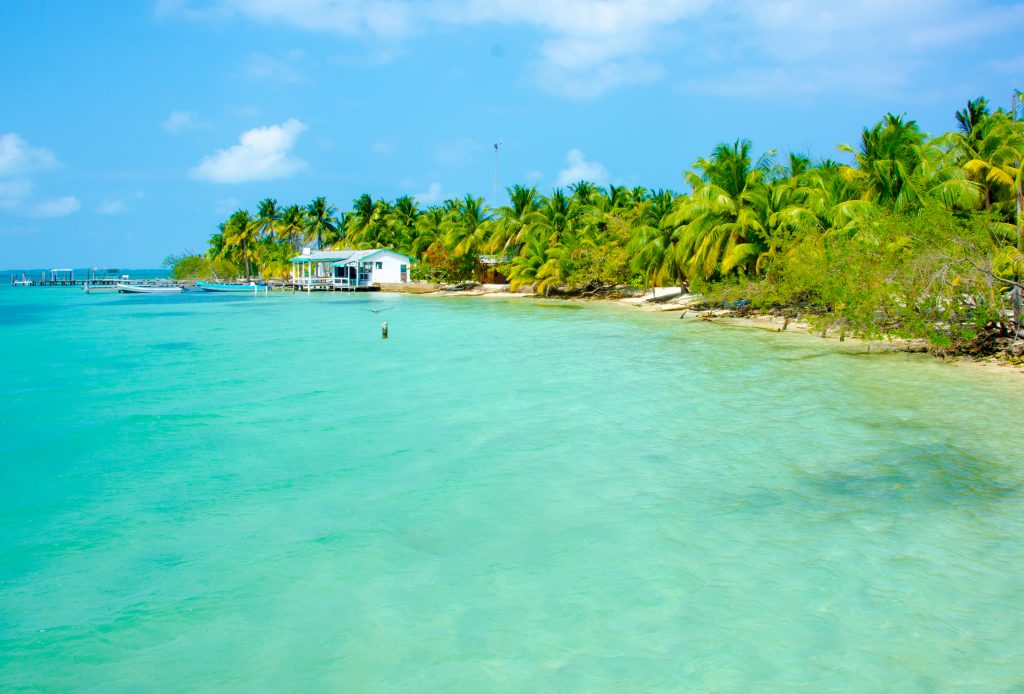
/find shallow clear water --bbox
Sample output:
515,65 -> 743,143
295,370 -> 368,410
0,285 -> 1021,691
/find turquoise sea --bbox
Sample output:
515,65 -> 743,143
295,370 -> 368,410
1,284 -> 1022,691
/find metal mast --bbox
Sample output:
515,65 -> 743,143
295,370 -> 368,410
493,141 -> 502,206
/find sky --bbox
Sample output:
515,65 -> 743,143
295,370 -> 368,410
1,0 -> 1023,268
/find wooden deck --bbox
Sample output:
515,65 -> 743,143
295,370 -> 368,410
10,274 -> 154,288
288,279 -> 381,292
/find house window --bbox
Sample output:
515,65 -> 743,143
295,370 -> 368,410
375,262 -> 383,269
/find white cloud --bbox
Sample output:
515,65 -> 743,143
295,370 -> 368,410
32,196 -> 80,218
539,57 -> 665,99
371,140 -> 396,155
525,170 -> 543,183
164,0 -> 708,97
96,190 -> 143,215
414,182 -> 444,205
98,199 -> 126,214
556,149 -> 609,187
190,119 -> 308,183
163,0 -> 1024,99
0,133 -> 58,176
163,110 -> 200,133
0,179 -> 33,209
684,0 -> 1024,98
244,51 -> 307,84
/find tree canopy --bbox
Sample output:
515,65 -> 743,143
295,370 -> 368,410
172,96 -> 1024,353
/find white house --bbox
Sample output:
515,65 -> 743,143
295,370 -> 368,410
289,248 -> 411,290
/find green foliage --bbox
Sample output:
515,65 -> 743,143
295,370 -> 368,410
413,246 -> 477,283
562,245 -> 637,289
705,207 -> 1011,348
167,253 -> 239,280
191,95 -> 1022,352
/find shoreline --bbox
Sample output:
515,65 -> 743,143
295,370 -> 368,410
394,283 -> 1024,379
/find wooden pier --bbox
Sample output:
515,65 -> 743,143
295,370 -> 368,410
9,269 -> 131,287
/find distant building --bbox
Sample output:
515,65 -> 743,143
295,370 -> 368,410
289,248 -> 411,290
478,255 -> 509,284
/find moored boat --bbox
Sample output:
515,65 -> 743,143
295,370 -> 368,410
117,283 -> 184,294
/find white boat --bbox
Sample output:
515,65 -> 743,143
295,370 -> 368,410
196,281 -> 268,294
117,283 -> 184,294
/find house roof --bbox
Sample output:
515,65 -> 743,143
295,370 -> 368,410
330,249 -> 410,266
289,248 -> 410,264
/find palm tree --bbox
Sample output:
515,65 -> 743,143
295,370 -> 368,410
839,114 -> 929,212
443,195 -> 491,258
667,139 -> 774,281
305,197 -> 338,249
221,209 -> 258,279
253,197 -> 281,242
277,204 -> 306,251
208,225 -> 228,261
956,109 -> 1024,239
346,194 -> 384,247
507,235 -> 563,294
956,97 -> 990,140
387,196 -> 420,255
568,181 -> 603,206
411,206 -> 446,258
488,184 -> 539,254
532,189 -> 577,245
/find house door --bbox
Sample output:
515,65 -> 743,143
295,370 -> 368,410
400,264 -> 408,282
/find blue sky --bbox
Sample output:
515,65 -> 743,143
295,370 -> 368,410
2,0 -> 1023,268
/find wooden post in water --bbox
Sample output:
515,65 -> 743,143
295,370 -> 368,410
381,321 -> 389,339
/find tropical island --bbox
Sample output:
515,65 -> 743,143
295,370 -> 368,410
168,97 -> 1024,361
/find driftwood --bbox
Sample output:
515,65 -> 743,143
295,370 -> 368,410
442,281 -> 479,291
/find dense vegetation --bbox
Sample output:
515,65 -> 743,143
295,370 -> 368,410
170,97 -> 1024,354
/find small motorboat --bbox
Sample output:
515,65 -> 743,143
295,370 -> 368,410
196,281 -> 268,294
117,283 -> 184,294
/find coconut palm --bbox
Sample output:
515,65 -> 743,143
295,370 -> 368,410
305,197 -> 338,249
411,206 -> 446,257
277,204 -> 306,251
839,114 -> 930,212
221,209 -> 258,279
667,139 -> 774,280
345,194 -> 385,247
443,195 -> 491,257
387,196 -> 420,255
488,185 -> 539,254
507,235 -> 563,294
253,197 -> 281,242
